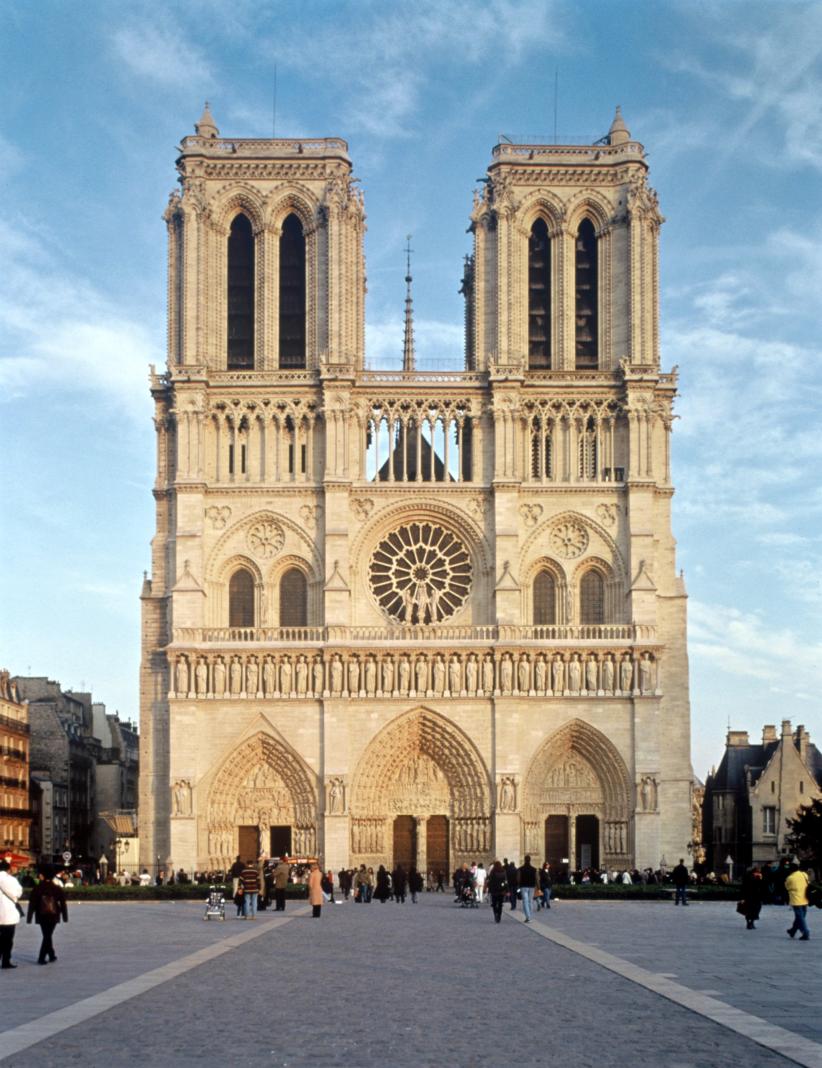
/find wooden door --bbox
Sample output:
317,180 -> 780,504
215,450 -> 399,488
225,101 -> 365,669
393,815 -> 416,870
238,825 -> 259,862
545,815 -> 569,871
426,815 -> 449,879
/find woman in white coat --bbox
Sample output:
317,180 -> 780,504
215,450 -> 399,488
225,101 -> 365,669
0,859 -> 23,969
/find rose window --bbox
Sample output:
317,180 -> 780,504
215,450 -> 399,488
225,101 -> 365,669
369,522 -> 472,624
549,520 -> 589,559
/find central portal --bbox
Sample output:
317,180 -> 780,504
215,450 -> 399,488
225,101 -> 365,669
392,815 -> 416,869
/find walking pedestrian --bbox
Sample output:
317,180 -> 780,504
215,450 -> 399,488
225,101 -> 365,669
785,863 -> 811,941
0,859 -> 23,969
272,857 -> 290,911
409,866 -> 423,903
474,862 -> 487,904
539,862 -> 553,909
26,865 -> 68,964
505,858 -> 518,910
518,855 -> 538,922
487,861 -> 508,924
308,862 -> 324,918
229,855 -> 244,899
672,858 -> 690,906
739,865 -> 764,930
375,865 -> 391,903
392,864 -> 407,903
240,859 -> 260,919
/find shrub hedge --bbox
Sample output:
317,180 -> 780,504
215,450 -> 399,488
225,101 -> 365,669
20,883 -> 309,902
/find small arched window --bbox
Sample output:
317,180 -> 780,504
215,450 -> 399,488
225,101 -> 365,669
227,214 -> 255,370
228,568 -> 255,628
533,570 -> 556,625
531,416 -> 553,480
279,214 -> 306,369
528,218 -> 551,370
579,570 -> 605,625
578,415 -> 597,480
575,218 -> 598,369
279,568 -> 308,627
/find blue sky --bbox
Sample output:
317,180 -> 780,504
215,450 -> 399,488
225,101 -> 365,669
1,0 -> 820,777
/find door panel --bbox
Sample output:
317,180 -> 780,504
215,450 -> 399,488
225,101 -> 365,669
426,815 -> 449,878
545,815 -> 569,871
393,815 -> 416,870
575,814 -> 599,870
238,825 -> 259,862
269,825 -> 292,859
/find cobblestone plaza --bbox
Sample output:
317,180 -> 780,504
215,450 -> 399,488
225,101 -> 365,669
2,898 -> 820,1067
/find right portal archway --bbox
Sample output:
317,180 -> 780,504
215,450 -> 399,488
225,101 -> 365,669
523,719 -> 632,872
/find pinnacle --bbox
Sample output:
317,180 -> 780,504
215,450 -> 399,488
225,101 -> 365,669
608,105 -> 630,145
195,101 -> 219,139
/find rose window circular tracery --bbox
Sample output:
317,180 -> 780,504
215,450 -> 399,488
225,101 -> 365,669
369,522 -> 472,624
549,520 -> 588,559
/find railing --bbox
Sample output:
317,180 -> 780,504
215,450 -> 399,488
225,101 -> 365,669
173,623 -> 657,645
0,712 -> 29,734
359,371 -> 486,384
182,136 -> 350,155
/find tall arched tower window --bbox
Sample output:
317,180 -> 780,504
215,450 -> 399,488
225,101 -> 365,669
228,568 -> 255,627
279,568 -> 308,626
579,569 -> 605,624
528,218 -> 551,370
227,214 -> 255,370
575,218 -> 598,369
279,214 -> 306,369
533,570 -> 556,625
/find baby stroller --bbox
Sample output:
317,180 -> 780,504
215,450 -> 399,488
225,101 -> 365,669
457,879 -> 479,908
203,884 -> 226,921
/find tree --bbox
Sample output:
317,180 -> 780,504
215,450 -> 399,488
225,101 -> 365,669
786,798 -> 822,871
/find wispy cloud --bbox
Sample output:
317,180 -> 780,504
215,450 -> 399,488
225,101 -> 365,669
0,217 -> 156,422
111,18 -> 215,89
271,0 -> 565,139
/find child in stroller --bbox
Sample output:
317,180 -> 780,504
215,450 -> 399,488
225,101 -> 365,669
457,874 -> 478,908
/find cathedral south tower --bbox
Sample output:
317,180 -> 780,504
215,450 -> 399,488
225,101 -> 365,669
139,105 -> 691,877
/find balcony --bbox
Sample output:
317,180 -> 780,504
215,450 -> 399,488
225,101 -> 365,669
172,623 -> 657,647
0,712 -> 30,735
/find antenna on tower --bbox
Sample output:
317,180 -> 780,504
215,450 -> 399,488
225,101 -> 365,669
402,234 -> 415,373
273,64 -> 278,137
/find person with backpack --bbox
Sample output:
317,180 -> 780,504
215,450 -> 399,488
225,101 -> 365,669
26,865 -> 68,965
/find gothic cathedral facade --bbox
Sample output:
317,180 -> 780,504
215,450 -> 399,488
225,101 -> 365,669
138,104 -> 692,877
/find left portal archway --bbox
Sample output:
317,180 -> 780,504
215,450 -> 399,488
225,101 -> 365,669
205,731 -> 317,868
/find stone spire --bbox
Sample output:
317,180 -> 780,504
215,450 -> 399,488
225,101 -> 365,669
195,101 -> 219,139
608,105 -> 630,146
402,234 -> 415,372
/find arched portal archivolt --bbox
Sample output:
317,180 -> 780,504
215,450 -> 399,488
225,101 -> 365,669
350,707 -> 492,862
523,719 -> 632,862
205,731 -> 317,866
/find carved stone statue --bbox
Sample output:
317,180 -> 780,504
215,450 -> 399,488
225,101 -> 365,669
620,654 -> 633,693
330,655 -> 343,695
534,655 -> 546,693
296,655 -> 308,695
263,657 -> 276,696
568,654 -> 581,693
327,776 -> 344,814
195,659 -> 208,696
213,657 -> 226,697
229,657 -> 242,696
552,655 -> 564,693
172,779 -> 191,817
313,657 -> 324,696
348,657 -> 360,695
176,658 -> 189,696
432,655 -> 446,694
518,654 -> 530,694
639,652 -> 653,694
246,658 -> 259,696
382,656 -> 394,695
365,657 -> 377,696
499,776 -> 516,813
585,655 -> 598,693
280,656 -> 292,695
482,655 -> 495,695
640,775 -> 658,812
466,654 -> 478,694
398,656 -> 410,695
602,655 -> 614,694
415,656 -> 428,694
500,653 -> 513,693
448,655 -> 461,695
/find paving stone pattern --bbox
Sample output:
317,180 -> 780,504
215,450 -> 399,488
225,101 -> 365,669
0,897 -> 817,1067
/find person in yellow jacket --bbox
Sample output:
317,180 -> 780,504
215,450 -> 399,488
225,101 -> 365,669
785,863 -> 811,941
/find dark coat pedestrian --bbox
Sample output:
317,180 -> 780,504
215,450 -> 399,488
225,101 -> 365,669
740,867 -> 764,929
487,861 -> 508,924
505,860 -> 518,909
392,865 -> 407,903
26,869 -> 68,965
375,865 -> 391,902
